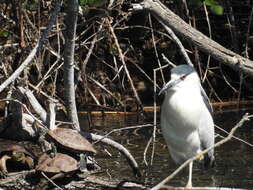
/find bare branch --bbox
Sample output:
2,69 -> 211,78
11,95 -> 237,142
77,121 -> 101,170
18,87 -> 47,123
80,131 -> 141,177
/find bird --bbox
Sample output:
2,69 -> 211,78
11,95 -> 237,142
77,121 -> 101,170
159,64 -> 215,188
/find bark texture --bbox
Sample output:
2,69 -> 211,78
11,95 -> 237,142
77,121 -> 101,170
63,0 -> 80,130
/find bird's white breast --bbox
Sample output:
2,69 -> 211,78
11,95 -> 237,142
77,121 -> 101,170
161,81 -> 208,164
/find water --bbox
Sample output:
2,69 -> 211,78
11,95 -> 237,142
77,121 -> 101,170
80,108 -> 253,189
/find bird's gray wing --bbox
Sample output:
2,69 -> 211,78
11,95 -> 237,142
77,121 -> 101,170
198,111 -> 215,168
200,84 -> 213,114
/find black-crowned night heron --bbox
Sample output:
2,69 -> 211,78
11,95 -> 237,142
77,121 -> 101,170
159,64 -> 214,187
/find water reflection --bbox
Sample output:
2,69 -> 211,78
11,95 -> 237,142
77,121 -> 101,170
79,109 -> 253,189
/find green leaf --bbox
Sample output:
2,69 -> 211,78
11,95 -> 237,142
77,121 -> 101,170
205,0 -> 219,6
0,30 -> 9,38
210,5 -> 224,15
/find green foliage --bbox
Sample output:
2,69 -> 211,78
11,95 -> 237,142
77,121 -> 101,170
204,0 -> 217,6
190,0 -> 224,15
79,0 -> 106,7
209,4 -> 223,15
0,30 -> 9,38
205,0 -> 223,15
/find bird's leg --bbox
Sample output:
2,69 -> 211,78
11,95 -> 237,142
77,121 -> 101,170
186,161 -> 193,188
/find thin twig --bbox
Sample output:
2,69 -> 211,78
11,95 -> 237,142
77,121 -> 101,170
126,56 -> 160,89
35,47 -> 62,89
215,124 -> 253,148
143,136 -> 152,166
244,2 -> 253,58
206,76 -> 222,102
28,83 -> 60,103
162,54 -> 176,68
160,22 -> 193,67
202,3 -> 212,82
94,124 -> 153,145
225,0 -> 239,53
219,66 -> 237,93
88,75 -> 124,107
149,14 -> 165,84
41,172 -> 63,190
52,16 -> 61,97
87,87 -> 101,105
150,65 -> 158,165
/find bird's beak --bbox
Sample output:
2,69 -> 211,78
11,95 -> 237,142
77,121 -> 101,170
158,78 -> 181,95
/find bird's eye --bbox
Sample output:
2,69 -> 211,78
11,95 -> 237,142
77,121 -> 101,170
180,74 -> 187,80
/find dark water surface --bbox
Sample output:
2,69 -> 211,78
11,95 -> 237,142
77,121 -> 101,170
79,108 -> 253,189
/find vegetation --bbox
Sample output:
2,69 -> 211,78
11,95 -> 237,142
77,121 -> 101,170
0,0 -> 252,112
0,0 -> 253,189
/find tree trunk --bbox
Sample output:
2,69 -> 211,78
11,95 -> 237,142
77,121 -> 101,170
63,0 -> 80,131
